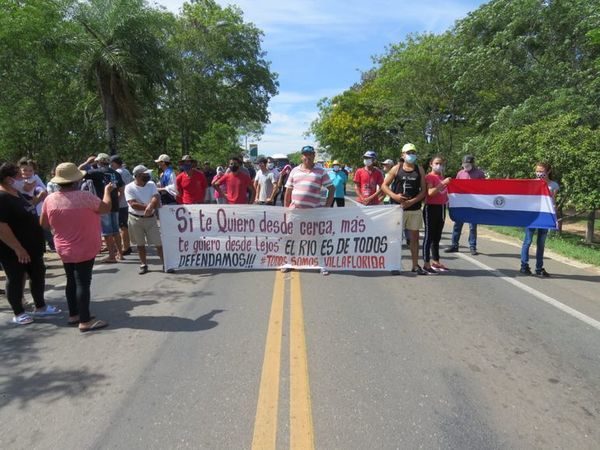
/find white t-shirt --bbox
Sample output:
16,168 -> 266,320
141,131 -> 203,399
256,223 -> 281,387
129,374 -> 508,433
254,170 -> 279,202
116,167 -> 134,208
125,181 -> 158,214
14,174 -> 46,215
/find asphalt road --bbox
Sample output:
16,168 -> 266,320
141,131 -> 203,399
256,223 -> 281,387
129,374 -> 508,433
1,206 -> 599,449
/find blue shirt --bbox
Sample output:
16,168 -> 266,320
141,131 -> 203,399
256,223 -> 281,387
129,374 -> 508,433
329,170 -> 347,198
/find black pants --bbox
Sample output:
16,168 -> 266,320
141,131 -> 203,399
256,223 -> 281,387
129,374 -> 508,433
422,204 -> 446,263
331,197 -> 345,207
63,258 -> 95,322
0,254 -> 46,316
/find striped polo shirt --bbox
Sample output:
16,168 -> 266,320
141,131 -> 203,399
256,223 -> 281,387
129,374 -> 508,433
285,166 -> 333,208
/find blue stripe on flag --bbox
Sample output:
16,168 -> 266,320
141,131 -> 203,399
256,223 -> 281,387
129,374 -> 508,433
449,207 -> 557,229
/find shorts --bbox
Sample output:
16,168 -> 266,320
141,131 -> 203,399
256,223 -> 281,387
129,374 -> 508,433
128,214 -> 162,247
403,209 -> 423,231
100,212 -> 120,236
118,207 -> 128,228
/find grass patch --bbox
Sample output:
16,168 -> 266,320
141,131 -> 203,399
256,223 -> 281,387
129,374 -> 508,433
485,226 -> 600,267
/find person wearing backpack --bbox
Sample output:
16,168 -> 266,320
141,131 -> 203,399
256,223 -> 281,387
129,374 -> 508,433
79,154 -> 125,263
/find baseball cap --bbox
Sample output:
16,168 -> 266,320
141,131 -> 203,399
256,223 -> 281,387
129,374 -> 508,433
402,143 -> 417,153
243,157 -> 252,163
462,154 -> 475,164
363,150 -> 377,159
110,155 -> 123,165
95,153 -> 110,162
154,154 -> 170,163
383,159 -> 395,165
301,145 -> 315,154
332,160 -> 341,166
132,165 -> 153,176
179,154 -> 196,162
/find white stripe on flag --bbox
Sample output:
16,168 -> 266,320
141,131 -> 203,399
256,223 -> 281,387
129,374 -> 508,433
448,194 -> 554,214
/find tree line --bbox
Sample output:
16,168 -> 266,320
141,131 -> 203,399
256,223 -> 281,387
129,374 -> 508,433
310,0 -> 600,242
0,0 -> 278,171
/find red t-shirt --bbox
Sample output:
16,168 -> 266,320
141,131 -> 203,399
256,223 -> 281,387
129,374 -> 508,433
425,173 -> 448,205
176,170 -> 207,204
220,171 -> 252,204
353,167 -> 384,205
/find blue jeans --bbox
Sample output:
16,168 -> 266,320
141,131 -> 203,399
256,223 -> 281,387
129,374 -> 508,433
451,221 -> 477,249
520,228 -> 548,271
100,212 -> 120,236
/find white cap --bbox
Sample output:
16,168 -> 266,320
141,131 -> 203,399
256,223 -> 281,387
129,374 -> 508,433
132,165 -> 153,176
154,154 -> 170,163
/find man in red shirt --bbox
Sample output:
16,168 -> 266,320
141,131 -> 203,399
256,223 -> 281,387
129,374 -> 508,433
353,150 -> 384,205
212,156 -> 255,204
175,155 -> 207,204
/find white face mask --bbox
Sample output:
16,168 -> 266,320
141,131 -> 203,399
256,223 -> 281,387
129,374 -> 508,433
314,163 -> 323,169
267,163 -> 274,170
433,164 -> 444,173
364,159 -> 373,167
333,165 -> 340,171
462,163 -> 472,171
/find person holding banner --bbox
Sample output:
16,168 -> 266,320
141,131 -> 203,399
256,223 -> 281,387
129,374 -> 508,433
254,157 -> 279,205
354,151 -> 384,206
212,156 -> 256,204
519,162 -> 559,277
125,165 -> 164,275
329,160 -> 347,207
381,143 -> 428,275
283,145 -> 334,275
176,155 -> 207,205
445,154 -> 485,255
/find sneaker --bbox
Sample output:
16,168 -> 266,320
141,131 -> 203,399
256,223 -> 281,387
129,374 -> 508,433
444,246 -> 459,253
470,247 -> 478,255
423,266 -> 439,275
412,266 -> 428,275
139,264 -> 148,275
519,265 -> 532,275
32,305 -> 62,317
11,313 -> 33,325
390,270 -> 401,276
431,263 -> 449,272
535,268 -> 550,278
166,268 -> 175,274
320,268 -> 330,276
122,247 -> 133,256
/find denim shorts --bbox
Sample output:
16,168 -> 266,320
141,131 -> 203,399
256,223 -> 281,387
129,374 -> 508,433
100,212 -> 120,236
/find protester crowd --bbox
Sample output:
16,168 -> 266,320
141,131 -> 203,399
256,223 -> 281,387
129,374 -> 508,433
0,143 -> 558,330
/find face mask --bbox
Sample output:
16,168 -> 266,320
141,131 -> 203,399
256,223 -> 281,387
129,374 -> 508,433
140,174 -> 151,183
363,159 -> 373,167
462,163 -> 472,171
180,164 -> 191,171
267,163 -> 274,170
315,163 -> 323,169
535,172 -> 547,179
229,164 -> 239,172
405,154 -> 417,164
333,166 -> 340,172
433,164 -> 444,173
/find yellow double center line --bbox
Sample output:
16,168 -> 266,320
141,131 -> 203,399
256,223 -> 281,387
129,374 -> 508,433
252,271 -> 315,450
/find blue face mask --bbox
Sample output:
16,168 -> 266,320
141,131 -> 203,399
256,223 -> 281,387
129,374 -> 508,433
180,164 -> 191,171
405,154 -> 417,164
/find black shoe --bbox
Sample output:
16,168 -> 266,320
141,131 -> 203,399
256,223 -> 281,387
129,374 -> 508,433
138,264 -> 148,275
423,266 -> 439,275
166,268 -> 175,274
519,265 -> 532,275
469,247 -> 478,255
535,268 -> 550,278
390,270 -> 401,276
122,247 -> 133,256
412,266 -> 428,275
444,246 -> 459,253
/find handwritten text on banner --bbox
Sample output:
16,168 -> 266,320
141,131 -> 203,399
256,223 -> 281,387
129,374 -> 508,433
160,205 -> 403,271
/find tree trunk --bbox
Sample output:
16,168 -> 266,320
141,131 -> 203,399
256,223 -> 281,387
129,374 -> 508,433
586,209 -> 596,244
556,205 -> 563,234
96,68 -> 119,155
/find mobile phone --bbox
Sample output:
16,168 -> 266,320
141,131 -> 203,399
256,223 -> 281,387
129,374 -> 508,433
109,173 -> 117,187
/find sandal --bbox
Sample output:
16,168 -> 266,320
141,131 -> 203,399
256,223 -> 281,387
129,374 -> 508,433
32,304 -> 62,317
12,313 -> 33,325
79,319 -> 108,333
67,315 -> 95,326
100,257 -> 118,264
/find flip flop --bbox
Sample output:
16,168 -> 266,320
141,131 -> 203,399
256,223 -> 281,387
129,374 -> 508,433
79,320 -> 108,333
67,315 -> 95,326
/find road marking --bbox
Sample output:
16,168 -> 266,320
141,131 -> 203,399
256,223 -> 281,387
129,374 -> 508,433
290,271 -> 315,450
457,253 -> 600,332
252,271 -> 285,450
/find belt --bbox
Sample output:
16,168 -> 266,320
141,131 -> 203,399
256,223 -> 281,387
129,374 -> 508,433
129,212 -> 151,218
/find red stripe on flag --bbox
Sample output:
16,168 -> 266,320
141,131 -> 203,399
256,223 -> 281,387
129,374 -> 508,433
448,179 -> 551,196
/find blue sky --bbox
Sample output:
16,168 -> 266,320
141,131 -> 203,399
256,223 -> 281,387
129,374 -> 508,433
157,0 -> 486,156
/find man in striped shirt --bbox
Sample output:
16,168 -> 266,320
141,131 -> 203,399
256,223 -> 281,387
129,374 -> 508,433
284,145 -> 334,209
283,145 -> 334,275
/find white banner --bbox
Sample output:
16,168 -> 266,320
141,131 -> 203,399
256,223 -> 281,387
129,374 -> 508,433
159,205 -> 403,272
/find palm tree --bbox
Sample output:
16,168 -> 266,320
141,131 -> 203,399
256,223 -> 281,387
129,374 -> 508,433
73,0 -> 171,154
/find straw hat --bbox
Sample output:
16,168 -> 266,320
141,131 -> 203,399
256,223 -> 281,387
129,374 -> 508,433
51,163 -> 86,184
